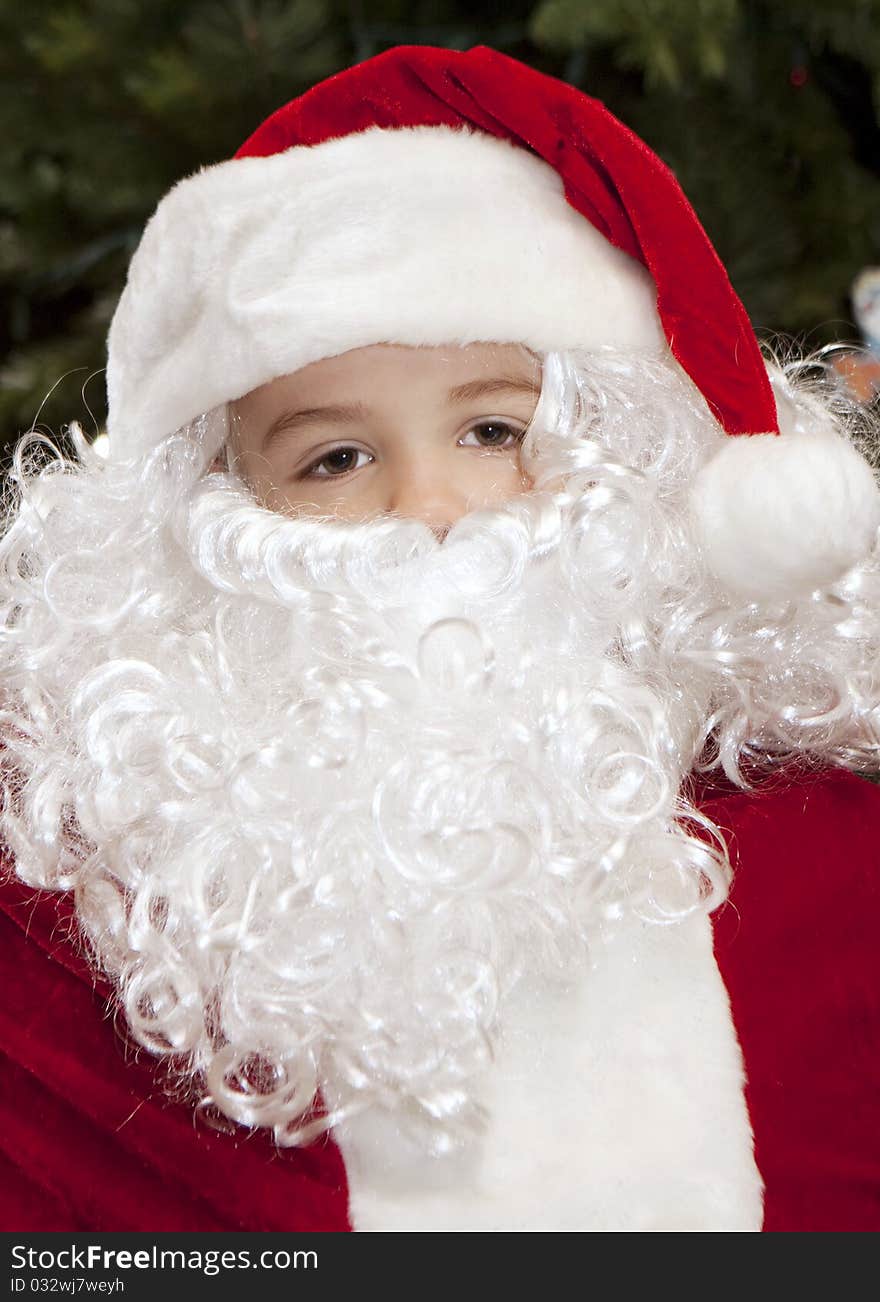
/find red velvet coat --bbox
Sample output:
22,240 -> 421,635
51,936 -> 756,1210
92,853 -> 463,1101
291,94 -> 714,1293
2,766 -> 878,1232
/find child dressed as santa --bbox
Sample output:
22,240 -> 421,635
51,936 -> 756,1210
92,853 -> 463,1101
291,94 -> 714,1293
1,46 -> 879,1233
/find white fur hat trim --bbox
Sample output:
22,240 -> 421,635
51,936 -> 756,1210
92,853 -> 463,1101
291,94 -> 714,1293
106,125 -> 665,460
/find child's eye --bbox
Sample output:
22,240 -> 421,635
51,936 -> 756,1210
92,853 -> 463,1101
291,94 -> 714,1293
460,421 -> 526,449
303,447 -> 373,478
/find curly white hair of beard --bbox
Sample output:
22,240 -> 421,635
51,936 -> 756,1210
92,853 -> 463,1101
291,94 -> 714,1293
0,348 -> 878,1151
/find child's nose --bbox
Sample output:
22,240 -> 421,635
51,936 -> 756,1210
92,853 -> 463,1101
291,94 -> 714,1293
386,460 -> 470,533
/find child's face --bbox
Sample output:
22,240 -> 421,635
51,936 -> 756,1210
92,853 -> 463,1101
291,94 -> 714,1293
228,342 -> 541,534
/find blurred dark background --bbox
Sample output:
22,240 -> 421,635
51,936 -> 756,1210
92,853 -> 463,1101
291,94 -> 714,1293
2,0 -> 879,461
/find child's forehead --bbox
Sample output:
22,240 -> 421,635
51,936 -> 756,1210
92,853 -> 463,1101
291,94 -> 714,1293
234,342 -> 543,413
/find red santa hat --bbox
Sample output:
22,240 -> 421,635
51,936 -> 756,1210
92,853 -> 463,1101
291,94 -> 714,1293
105,44 -> 879,601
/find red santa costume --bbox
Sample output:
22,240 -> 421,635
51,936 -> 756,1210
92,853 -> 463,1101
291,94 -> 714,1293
1,45 -> 879,1233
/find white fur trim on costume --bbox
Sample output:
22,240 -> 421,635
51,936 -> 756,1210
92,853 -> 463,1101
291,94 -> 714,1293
333,912 -> 763,1233
690,425 -> 880,601
105,126 -> 664,458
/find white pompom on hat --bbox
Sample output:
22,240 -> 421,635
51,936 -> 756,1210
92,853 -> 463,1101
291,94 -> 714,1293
691,422 -> 880,602
105,44 -> 880,601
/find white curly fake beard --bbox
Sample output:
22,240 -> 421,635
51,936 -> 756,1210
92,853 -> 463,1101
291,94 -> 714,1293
52,475 -> 714,1151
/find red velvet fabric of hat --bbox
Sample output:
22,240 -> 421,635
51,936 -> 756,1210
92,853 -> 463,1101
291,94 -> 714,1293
236,44 -> 778,439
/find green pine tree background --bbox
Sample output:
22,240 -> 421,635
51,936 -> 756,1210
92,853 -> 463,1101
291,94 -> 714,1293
2,0 -> 879,462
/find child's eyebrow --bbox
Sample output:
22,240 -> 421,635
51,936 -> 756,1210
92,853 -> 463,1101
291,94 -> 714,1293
446,376 -> 541,404
259,377 -> 540,452
261,402 -> 369,452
